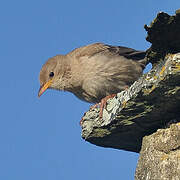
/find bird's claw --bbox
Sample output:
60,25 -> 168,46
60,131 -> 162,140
90,94 -> 116,118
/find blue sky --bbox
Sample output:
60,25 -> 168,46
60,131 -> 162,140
0,1 -> 179,179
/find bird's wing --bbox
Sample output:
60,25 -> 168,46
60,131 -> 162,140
68,43 -> 146,61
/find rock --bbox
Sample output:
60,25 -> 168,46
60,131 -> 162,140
81,52 -> 180,152
135,123 -> 180,180
145,9 -> 180,64
81,9 -> 180,153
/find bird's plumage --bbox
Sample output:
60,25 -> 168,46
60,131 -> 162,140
68,43 -> 145,60
39,43 -> 147,103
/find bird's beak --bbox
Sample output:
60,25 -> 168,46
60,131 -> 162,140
38,79 -> 53,97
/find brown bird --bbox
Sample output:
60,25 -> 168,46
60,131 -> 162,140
38,43 -> 147,119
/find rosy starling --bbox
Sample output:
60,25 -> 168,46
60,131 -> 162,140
38,43 -> 147,118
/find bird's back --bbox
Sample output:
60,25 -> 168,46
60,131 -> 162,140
68,43 -> 146,60
67,43 -> 147,103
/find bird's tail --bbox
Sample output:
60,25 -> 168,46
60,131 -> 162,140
128,51 -> 148,69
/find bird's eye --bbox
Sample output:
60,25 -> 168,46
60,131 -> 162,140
49,72 -> 54,78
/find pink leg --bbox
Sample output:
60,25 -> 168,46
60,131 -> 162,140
80,86 -> 130,125
80,117 -> 83,126
99,94 -> 116,118
80,94 -> 116,126
90,102 -> 100,109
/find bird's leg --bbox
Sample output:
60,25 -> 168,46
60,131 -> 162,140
90,94 -> 117,118
80,86 -> 129,125
79,112 -> 88,126
90,103 -> 101,109
93,85 -> 129,118
80,117 -> 84,126
99,94 -> 116,118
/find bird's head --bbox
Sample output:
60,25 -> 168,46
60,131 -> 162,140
38,55 -> 71,97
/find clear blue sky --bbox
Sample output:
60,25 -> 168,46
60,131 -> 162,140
0,1 -> 179,179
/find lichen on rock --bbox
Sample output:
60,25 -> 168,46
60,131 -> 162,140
135,123 -> 180,180
81,10 -> 180,153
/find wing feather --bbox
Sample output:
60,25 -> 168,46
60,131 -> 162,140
68,43 -> 146,61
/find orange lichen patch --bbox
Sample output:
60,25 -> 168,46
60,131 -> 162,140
159,66 -> 166,76
153,75 -> 158,80
122,101 -> 127,108
160,154 -> 169,161
150,85 -> 156,92
176,65 -> 180,69
172,65 -> 180,72
177,153 -> 180,159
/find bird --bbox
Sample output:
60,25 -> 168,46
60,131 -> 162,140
38,43 -> 147,120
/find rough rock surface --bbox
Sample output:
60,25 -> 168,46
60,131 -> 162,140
135,123 -> 180,180
81,10 -> 180,153
81,53 -> 180,152
145,9 -> 180,64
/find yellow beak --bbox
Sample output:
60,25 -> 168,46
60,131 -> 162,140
38,79 -> 53,97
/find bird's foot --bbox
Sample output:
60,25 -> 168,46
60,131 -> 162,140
80,112 -> 87,126
90,94 -> 116,118
90,103 -> 101,109
99,94 -> 116,118
80,87 -> 129,125
80,117 -> 84,126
